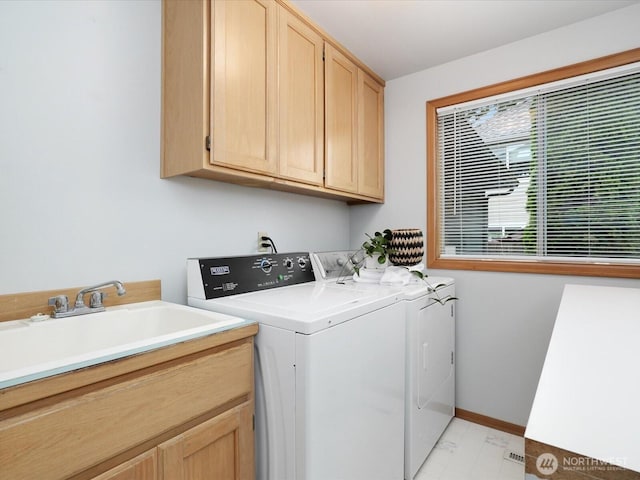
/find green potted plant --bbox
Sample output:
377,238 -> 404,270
353,229 -> 457,305
361,229 -> 394,270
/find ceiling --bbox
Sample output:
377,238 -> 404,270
289,0 -> 639,80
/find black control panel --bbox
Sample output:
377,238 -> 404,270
198,252 -> 315,299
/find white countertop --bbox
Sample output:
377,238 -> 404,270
525,284 -> 640,472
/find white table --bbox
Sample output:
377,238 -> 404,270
525,284 -> 640,473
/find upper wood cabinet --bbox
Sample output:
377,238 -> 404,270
324,44 -> 358,194
324,44 -> 385,200
212,0 -> 277,175
357,69 -> 385,199
277,7 -> 324,186
162,0 -> 385,203
162,0 -> 276,178
162,0 -> 209,177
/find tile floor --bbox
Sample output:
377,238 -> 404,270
415,418 -> 525,480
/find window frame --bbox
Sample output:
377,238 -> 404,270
426,48 -> 640,279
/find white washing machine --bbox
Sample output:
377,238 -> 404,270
187,253 -> 406,480
310,251 -> 456,480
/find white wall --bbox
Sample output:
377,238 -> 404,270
351,5 -> 640,426
0,0 -> 349,303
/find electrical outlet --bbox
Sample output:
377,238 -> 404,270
258,231 -> 269,252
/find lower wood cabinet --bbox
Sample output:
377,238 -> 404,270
0,325 -> 257,480
159,402 -> 254,480
91,402 -> 253,480
91,450 -> 158,480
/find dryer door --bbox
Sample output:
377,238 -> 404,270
416,294 -> 454,409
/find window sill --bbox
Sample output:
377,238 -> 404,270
427,256 -> 640,279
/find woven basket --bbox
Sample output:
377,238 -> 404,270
389,229 -> 424,266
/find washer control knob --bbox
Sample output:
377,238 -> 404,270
260,259 -> 273,273
297,257 -> 307,269
284,258 -> 294,269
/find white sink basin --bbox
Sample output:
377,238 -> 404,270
0,301 -> 250,389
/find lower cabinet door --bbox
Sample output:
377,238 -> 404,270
91,450 -> 158,480
159,402 -> 254,480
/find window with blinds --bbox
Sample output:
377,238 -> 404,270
427,50 -> 640,277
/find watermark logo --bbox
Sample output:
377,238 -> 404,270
536,452 -> 559,475
563,455 -> 628,473
535,452 -> 628,475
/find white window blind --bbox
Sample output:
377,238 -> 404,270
436,64 -> 640,263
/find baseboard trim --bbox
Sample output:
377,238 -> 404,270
455,408 -> 526,437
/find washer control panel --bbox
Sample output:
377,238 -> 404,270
310,250 -> 364,281
197,252 -> 314,299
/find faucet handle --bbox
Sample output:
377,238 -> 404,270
48,295 -> 69,313
89,291 -> 107,308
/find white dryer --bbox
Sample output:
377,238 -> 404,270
403,280 -> 455,479
187,253 -> 406,480
310,251 -> 456,480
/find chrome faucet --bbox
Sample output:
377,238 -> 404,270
48,280 -> 126,318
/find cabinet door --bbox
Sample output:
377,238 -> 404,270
324,43 -> 358,193
159,402 -> 254,480
162,0 -> 209,178
212,0 -> 277,175
277,7 -> 324,185
357,69 -> 384,199
91,450 -> 157,480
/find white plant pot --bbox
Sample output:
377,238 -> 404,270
364,254 -> 388,271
